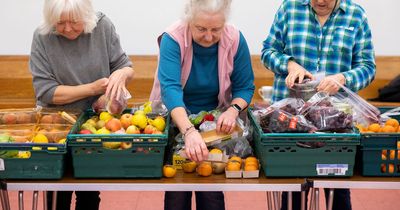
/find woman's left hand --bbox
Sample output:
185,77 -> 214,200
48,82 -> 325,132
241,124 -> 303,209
317,73 -> 346,95
216,108 -> 239,134
106,67 -> 134,100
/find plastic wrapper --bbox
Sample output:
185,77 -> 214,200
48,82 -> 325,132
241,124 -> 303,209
251,98 -> 305,124
260,109 -> 316,133
303,106 -> 353,131
92,89 -> 131,115
0,108 -> 37,125
333,81 -> 380,127
217,136 -> 253,158
289,79 -> 319,101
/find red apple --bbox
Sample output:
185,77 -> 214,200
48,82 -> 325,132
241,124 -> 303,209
144,124 -> 157,134
105,118 -> 122,132
120,113 -> 133,129
126,125 -> 140,134
2,113 -> 17,124
152,130 -> 163,135
79,129 -> 92,134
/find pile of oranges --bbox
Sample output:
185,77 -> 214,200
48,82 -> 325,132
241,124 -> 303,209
226,156 -> 259,171
357,118 -> 400,133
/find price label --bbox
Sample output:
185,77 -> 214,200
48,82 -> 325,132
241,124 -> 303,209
316,164 -> 348,175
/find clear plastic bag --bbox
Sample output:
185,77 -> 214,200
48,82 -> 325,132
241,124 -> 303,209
333,81 -> 380,126
92,89 -> 131,115
260,109 -> 317,133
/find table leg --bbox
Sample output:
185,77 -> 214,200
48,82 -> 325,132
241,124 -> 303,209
266,192 -> 273,210
287,191 -> 292,210
273,191 -> 280,210
0,189 -> 6,210
301,190 -> 306,210
327,189 -> 334,210
43,191 -> 47,210
2,190 -> 10,210
18,191 -> 24,210
51,191 -> 57,210
314,188 -> 319,210
309,188 -> 315,210
32,191 -> 38,210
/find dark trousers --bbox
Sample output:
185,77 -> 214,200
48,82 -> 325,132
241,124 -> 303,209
46,191 -> 100,210
281,189 -> 351,210
164,191 -> 225,210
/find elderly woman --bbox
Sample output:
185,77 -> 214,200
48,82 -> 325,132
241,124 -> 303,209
261,0 -> 375,209
150,0 -> 254,209
29,0 -> 133,209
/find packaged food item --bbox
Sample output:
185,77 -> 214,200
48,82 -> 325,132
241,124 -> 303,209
289,79 -> 319,101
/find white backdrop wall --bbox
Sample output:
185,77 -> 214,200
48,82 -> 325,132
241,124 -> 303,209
0,0 -> 399,55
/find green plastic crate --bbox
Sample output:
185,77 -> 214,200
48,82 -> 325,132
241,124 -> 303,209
0,143 -> 66,179
360,107 -> 400,176
249,108 -> 360,177
67,109 -> 169,178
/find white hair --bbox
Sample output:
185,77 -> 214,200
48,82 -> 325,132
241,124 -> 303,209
39,0 -> 98,35
183,0 -> 232,22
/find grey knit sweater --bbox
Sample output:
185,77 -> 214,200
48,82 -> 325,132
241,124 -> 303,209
29,12 -> 132,111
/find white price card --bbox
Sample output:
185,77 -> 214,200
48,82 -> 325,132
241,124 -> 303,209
316,164 -> 348,176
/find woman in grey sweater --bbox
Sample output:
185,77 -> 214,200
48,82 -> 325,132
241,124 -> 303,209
29,0 -> 134,209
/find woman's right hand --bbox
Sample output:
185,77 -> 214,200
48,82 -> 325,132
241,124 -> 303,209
184,130 -> 209,162
286,61 -> 314,88
90,78 -> 109,96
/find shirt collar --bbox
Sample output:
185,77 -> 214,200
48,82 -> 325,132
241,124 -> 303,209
302,0 -> 348,13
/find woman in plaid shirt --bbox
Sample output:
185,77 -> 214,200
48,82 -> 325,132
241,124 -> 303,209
261,0 -> 375,210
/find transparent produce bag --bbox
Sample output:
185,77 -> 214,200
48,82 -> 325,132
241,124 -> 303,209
92,89 -> 131,115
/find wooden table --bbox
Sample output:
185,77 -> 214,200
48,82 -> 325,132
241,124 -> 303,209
0,171 -> 306,210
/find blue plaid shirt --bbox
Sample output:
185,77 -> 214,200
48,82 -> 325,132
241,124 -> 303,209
261,0 -> 375,102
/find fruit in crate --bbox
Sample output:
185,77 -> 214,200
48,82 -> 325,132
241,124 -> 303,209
95,120 -> 106,129
81,123 -> 97,134
99,111 -> 113,122
17,151 -> 31,159
16,112 -> 34,124
163,165 -> 177,178
126,125 -> 140,134
120,142 -> 132,149
96,127 -> 111,134
105,118 -> 122,132
148,116 -> 166,132
131,113 -> 148,129
120,113 -> 133,129
79,129 -> 93,134
182,161 -> 197,173
2,113 -> 17,124
0,134 -> 15,143
358,118 -> 400,133
32,133 -> 49,143
102,141 -> 121,149
144,124 -> 157,134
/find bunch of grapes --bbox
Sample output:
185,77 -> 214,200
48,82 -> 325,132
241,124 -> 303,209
261,110 -> 316,133
305,106 -> 353,131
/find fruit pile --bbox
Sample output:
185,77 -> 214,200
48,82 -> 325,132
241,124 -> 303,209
79,110 -> 166,135
188,110 -> 220,128
356,118 -> 400,133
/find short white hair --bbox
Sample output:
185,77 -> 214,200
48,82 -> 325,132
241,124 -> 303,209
39,0 -> 98,35
183,0 -> 232,22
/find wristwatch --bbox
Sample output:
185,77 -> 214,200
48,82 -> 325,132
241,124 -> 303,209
230,104 -> 242,113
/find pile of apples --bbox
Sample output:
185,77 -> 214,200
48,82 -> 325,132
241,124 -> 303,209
79,110 -> 166,135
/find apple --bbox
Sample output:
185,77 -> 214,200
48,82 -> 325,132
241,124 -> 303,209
95,120 -> 106,129
79,129 -> 92,134
105,118 -> 122,132
39,115 -> 53,124
52,113 -> 65,124
121,142 -> 132,149
126,125 -> 140,134
120,113 -> 133,129
2,113 -> 17,124
144,124 -> 157,134
85,118 -> 97,127
16,113 -> 33,124
152,130 -> 163,135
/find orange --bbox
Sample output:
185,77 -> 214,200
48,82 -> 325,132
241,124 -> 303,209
163,165 -> 177,178
229,156 -> 242,164
368,123 -> 381,133
355,124 -> 367,133
197,162 -> 212,177
390,150 -> 396,160
388,164 -> 395,174
181,161 -> 197,173
385,119 -> 399,130
381,125 -> 396,133
244,164 -> 259,171
245,156 -> 258,165
226,161 -> 241,171
209,148 -> 223,154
